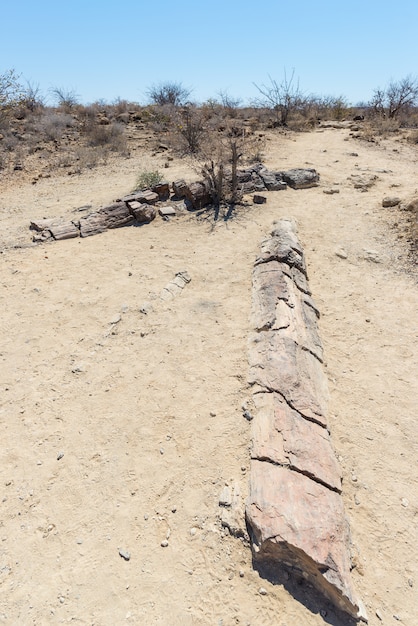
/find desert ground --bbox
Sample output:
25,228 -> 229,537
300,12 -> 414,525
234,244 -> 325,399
0,123 -> 417,625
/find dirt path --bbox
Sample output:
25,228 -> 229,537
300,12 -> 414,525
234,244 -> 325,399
0,127 -> 417,625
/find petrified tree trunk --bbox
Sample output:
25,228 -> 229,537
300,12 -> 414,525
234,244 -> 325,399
246,219 -> 367,622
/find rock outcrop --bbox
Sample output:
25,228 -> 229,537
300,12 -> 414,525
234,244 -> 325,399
246,219 -> 367,622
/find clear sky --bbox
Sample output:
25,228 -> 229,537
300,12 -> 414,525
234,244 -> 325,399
1,0 -> 418,106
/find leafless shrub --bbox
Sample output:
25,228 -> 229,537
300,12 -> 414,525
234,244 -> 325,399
199,123 -> 259,208
0,69 -> 23,107
0,69 -> 25,128
253,69 -> 306,126
51,86 -> 79,111
21,81 -> 45,112
369,75 -> 418,120
218,90 -> 242,118
147,81 -> 192,106
173,107 -> 206,154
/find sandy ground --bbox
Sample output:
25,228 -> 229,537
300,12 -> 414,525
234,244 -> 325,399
0,126 -> 417,625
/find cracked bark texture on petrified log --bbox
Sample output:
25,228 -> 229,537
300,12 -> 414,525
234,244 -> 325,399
246,219 -> 367,622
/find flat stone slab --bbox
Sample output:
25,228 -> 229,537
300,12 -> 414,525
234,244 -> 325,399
282,168 -> 320,189
159,206 -> 176,217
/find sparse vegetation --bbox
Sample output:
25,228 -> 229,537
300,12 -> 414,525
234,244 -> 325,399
134,169 -> 163,190
1,68 -> 417,255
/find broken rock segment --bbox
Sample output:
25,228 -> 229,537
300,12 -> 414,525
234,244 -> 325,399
246,219 -> 367,622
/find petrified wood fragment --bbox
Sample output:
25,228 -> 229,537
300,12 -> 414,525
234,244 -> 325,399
246,219 -> 367,622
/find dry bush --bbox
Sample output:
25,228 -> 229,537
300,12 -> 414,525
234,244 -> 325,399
370,76 -> 418,119
362,117 -> 401,140
84,122 -> 128,153
407,129 -> 418,144
253,70 -> 306,127
147,81 -> 192,106
35,111 -> 76,141
198,123 -> 262,207
51,86 -> 79,112
287,112 -> 316,131
171,107 -> 206,155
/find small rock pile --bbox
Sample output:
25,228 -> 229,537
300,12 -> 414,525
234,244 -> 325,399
29,166 -> 319,242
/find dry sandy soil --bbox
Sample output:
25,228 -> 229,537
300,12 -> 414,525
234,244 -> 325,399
0,125 -> 417,625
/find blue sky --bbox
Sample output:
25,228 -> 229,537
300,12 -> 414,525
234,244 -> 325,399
1,0 -> 417,106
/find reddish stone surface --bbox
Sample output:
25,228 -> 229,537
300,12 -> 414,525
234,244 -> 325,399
247,461 -> 365,620
251,392 -> 342,492
247,220 -> 367,622
248,332 -> 329,426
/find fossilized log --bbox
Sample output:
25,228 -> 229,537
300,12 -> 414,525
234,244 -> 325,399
246,219 -> 367,622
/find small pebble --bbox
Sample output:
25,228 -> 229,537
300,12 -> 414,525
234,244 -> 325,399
408,578 -> 413,587
239,570 -> 244,578
320,609 -> 327,618
119,549 -> 131,561
401,498 -> 409,507
376,608 -> 383,620
160,448 -> 164,455
171,507 -> 177,513
228,572 -> 234,580
57,452 -> 64,461
161,540 -> 169,548
59,597 -> 65,604
243,410 -> 253,422
144,514 -> 149,521
335,249 -> 348,259
354,495 -> 361,505
259,587 -> 267,596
